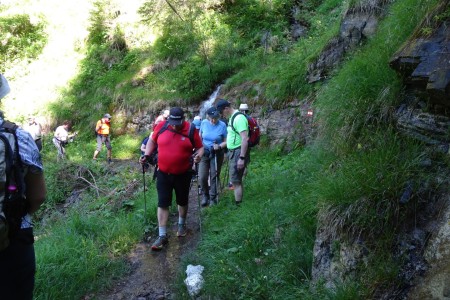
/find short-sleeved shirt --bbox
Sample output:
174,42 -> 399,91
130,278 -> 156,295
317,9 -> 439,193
200,119 -> 227,149
152,121 -> 202,174
54,125 -> 69,142
226,112 -> 248,150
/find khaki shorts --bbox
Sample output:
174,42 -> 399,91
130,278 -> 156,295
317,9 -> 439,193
228,148 -> 248,184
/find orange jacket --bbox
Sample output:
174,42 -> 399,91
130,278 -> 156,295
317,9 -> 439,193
96,118 -> 111,135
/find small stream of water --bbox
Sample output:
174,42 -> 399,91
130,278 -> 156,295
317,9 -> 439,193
198,85 -> 221,119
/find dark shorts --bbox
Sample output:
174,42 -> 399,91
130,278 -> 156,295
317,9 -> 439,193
228,148 -> 248,184
0,228 -> 36,300
96,134 -> 112,151
156,170 -> 192,207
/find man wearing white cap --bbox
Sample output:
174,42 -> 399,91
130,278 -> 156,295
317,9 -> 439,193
239,103 -> 249,114
0,74 -> 47,299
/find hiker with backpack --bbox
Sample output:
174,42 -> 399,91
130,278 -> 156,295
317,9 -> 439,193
199,107 -> 227,207
239,103 -> 249,114
153,109 -> 170,129
216,99 -> 251,205
23,116 -> 43,152
93,113 -> 112,163
237,103 -> 260,174
140,107 -> 204,250
0,74 -> 47,299
53,120 -> 75,161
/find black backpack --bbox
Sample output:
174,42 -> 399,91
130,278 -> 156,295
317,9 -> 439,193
0,121 -> 26,251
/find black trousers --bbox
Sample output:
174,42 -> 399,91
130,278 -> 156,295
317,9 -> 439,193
0,228 -> 36,300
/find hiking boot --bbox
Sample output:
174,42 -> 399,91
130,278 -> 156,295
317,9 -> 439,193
177,224 -> 187,237
201,195 -> 209,207
151,235 -> 168,250
108,158 -> 112,164
209,196 -> 217,207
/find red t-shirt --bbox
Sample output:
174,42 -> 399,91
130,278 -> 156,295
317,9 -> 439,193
152,121 -> 203,174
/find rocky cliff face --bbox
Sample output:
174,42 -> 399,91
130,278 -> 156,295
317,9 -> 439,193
309,2 -> 450,299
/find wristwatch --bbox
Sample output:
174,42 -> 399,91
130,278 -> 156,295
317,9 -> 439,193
239,156 -> 245,160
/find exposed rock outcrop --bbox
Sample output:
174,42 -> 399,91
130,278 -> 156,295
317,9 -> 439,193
307,0 -> 391,83
390,21 -> 450,107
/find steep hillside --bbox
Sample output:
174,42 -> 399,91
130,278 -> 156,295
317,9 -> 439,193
1,0 -> 449,299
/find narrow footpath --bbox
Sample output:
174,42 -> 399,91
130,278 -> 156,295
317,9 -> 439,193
96,168 -> 202,300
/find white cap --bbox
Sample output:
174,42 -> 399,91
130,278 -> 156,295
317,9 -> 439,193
0,74 -> 11,99
239,103 -> 249,111
194,115 -> 201,120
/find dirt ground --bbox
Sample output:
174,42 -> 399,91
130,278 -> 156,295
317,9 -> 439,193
95,162 -> 203,300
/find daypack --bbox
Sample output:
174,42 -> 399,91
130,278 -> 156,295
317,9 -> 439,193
230,112 -> 260,147
147,121 -> 196,167
0,121 -> 26,251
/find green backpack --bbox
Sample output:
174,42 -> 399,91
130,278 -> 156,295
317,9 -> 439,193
0,121 -> 26,251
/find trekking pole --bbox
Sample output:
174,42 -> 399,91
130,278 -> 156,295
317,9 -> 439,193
195,163 -> 202,237
142,163 -> 147,226
214,154 -> 220,204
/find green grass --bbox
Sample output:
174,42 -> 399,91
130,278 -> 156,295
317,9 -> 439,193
34,133 -> 158,299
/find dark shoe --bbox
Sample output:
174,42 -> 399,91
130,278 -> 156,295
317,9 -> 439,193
151,235 -> 168,250
209,196 -> 217,206
108,158 -> 112,164
201,195 -> 209,207
235,201 -> 242,206
177,224 -> 187,237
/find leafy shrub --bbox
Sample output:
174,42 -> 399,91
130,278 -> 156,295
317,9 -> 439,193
0,14 -> 47,71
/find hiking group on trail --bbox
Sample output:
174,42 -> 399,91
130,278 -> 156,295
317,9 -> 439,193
139,99 -> 258,250
140,107 -> 204,250
0,74 -> 47,299
0,70 -> 260,299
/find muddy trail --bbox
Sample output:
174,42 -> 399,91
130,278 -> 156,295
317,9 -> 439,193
95,160 -> 203,300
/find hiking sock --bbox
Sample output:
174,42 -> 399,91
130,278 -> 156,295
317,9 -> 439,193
178,217 -> 186,225
158,226 -> 167,237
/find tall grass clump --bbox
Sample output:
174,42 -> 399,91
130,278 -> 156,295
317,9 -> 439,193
34,209 -> 145,299
312,130 -> 425,238
315,0 -> 441,153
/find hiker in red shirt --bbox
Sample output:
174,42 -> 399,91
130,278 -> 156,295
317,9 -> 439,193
140,107 -> 204,250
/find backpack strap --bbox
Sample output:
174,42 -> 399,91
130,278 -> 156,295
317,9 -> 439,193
157,121 -> 196,147
230,112 -> 245,134
0,121 -> 25,197
230,112 -> 248,145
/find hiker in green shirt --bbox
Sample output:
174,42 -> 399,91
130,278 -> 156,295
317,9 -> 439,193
216,99 -> 249,205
